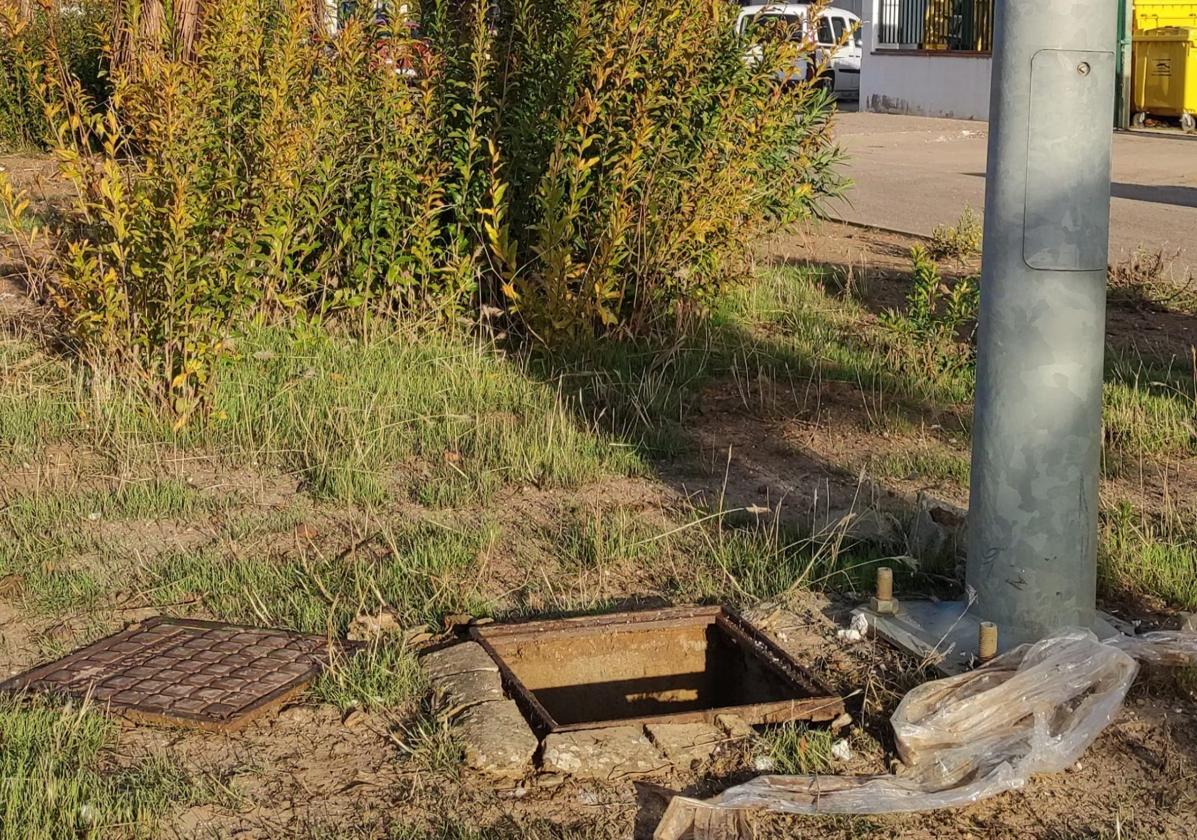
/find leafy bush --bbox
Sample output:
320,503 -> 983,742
13,0 -> 480,420
928,205 -> 982,263
880,244 -> 979,378
0,0 -> 110,149
3,0 -> 841,419
483,0 -> 842,338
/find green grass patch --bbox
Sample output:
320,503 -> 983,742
196,329 -> 647,504
0,479 -> 216,614
0,698 -> 197,840
720,267 -> 976,408
1101,502 -> 1197,611
311,641 -> 427,712
149,521 -> 496,634
2,328 -> 654,506
1103,352 -> 1197,467
554,505 -> 666,572
754,721 -> 836,775
0,341 -> 79,461
868,450 -> 970,484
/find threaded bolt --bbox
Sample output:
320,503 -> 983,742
869,566 -> 898,615
875,567 -> 893,601
978,621 -> 998,663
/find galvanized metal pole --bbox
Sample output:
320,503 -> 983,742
966,0 -> 1117,645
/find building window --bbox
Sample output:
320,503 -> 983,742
876,0 -> 994,53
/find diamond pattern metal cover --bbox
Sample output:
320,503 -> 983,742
0,617 -> 342,731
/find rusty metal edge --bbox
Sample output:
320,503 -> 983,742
470,605 -> 844,735
469,605 -> 725,737
551,694 -> 845,734
468,628 -> 561,736
714,612 -> 834,699
471,605 -> 723,644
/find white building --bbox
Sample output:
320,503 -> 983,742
859,0 -> 993,120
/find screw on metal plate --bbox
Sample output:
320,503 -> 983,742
1077,62 -> 1091,76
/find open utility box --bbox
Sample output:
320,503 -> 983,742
470,606 -> 843,735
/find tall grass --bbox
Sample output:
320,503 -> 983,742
0,698 -> 193,839
1102,501 -> 1197,611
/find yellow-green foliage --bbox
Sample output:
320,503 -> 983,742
484,0 -> 843,338
26,0 -> 473,421
4,0 -> 841,420
0,0 -> 109,149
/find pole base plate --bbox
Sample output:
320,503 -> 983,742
854,600 -> 1128,675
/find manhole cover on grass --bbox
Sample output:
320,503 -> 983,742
470,606 -> 844,734
1,617 -> 343,731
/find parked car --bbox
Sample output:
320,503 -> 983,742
736,3 -> 862,98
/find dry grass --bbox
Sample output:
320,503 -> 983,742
1,237 -> 1196,837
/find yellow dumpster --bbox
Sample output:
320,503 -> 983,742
1133,26 -> 1197,131
1134,1 -> 1197,32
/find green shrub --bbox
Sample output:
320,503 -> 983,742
880,245 -> 979,380
929,205 -> 982,263
483,0 -> 842,338
18,0 -> 477,420
0,0 -> 109,150
5,0 -> 842,419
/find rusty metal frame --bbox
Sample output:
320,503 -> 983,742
0,617 -> 355,732
470,606 -> 844,735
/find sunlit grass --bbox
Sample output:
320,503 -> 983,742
754,721 -> 836,776
0,697 -> 198,840
868,449 -> 970,485
0,479 -> 216,614
1101,501 -> 1197,611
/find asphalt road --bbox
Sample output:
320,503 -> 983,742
832,111 -> 1197,280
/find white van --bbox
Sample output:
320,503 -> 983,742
736,4 -> 862,98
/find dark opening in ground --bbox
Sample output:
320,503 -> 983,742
473,607 -> 842,732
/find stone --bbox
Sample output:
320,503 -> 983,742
541,726 -> 668,781
1179,612 -> 1197,633
431,666 -> 504,714
456,700 -> 537,779
715,713 -> 755,740
405,628 -> 434,646
645,723 -> 722,768
341,707 -> 368,728
812,507 -> 901,547
293,522 -> 319,541
421,642 -> 499,681
908,494 -> 968,567
347,608 -> 401,642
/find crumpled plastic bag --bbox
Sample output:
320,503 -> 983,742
655,628 -> 1197,840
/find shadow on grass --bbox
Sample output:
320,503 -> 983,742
513,267 -> 975,606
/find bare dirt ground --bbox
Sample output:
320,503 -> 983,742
1,152 -> 1195,838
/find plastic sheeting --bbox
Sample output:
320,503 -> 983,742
655,629 -> 1197,840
